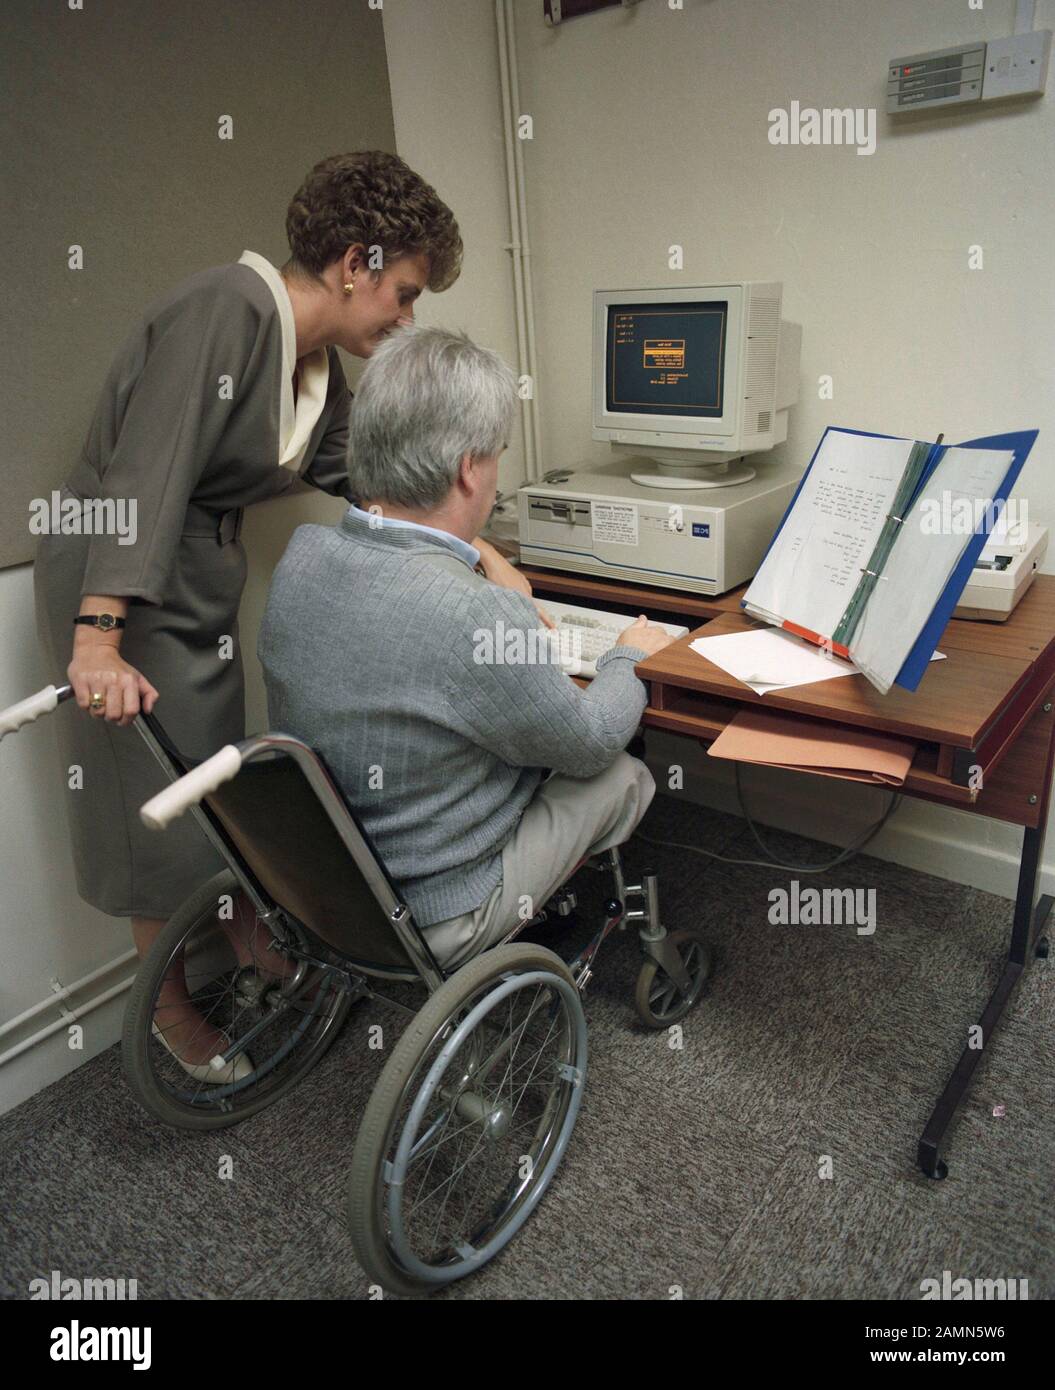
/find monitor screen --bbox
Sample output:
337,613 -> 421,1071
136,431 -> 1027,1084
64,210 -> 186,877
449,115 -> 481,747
605,300 -> 727,418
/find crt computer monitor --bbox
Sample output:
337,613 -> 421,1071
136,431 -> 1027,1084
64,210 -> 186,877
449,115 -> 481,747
592,282 -> 801,490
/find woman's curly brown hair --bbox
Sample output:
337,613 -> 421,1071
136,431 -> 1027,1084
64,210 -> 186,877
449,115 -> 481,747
284,151 -> 462,293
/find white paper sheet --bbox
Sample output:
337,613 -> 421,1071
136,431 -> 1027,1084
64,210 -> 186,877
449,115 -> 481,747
850,447 -> 1014,693
691,627 -> 945,696
745,430 -> 916,639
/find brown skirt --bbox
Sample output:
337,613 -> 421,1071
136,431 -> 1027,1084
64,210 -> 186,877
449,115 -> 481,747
33,522 -> 248,919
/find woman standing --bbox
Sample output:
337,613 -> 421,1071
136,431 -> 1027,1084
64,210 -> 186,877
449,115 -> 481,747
34,151 -> 526,1074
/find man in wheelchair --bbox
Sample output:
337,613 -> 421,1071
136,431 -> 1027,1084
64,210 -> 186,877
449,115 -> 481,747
258,325 -> 676,971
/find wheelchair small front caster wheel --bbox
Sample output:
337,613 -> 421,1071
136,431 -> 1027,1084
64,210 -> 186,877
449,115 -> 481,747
1036,936 -> 1050,959
634,929 -> 712,1029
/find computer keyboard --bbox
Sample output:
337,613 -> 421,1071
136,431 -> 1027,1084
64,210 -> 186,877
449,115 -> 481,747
533,599 -> 689,678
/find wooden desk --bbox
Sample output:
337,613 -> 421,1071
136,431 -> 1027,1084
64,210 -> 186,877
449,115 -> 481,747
523,564 -> 1055,1180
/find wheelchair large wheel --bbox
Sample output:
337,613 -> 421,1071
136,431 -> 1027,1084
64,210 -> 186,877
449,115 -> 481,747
122,869 -> 355,1130
348,943 -> 587,1296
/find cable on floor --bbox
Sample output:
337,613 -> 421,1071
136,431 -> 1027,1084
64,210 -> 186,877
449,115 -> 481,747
634,763 -> 902,874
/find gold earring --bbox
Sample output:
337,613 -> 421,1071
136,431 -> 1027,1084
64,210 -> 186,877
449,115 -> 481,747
343,278 -> 356,295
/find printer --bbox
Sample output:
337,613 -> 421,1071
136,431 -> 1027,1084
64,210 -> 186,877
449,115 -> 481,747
953,521 -> 1049,621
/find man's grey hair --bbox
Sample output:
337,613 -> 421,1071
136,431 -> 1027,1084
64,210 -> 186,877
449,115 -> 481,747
347,325 -> 518,508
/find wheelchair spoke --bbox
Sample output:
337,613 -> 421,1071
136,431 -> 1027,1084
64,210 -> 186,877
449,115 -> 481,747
390,976 -> 579,1264
407,1110 -> 482,1170
405,1109 -> 454,1164
463,982 -> 550,1085
427,1109 -> 482,1250
410,1095 -> 468,1214
405,1033 -> 487,1212
141,892 -> 350,1115
506,1012 -> 561,1120
406,1044 -> 500,1218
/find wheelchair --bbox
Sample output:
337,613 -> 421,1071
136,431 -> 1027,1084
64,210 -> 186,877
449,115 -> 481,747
1,682 -> 713,1295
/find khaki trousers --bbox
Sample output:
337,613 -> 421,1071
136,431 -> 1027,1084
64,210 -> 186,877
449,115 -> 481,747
423,752 -> 655,970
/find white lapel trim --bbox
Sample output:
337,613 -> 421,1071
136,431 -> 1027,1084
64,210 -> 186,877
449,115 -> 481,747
238,250 -> 330,471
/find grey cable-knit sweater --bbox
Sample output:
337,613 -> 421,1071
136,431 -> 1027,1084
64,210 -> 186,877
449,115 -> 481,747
258,508 -> 649,925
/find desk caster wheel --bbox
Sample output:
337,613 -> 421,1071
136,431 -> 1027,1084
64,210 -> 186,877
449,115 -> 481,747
1036,936 -> 1049,959
634,929 -> 711,1029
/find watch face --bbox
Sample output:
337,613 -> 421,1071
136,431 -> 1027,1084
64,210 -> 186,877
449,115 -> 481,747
97,613 -> 116,631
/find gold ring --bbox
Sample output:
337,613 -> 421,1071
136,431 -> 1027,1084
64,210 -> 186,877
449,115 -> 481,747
89,692 -> 105,711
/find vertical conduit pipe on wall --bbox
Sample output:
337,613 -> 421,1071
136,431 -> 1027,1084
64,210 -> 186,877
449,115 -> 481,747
496,0 -> 543,482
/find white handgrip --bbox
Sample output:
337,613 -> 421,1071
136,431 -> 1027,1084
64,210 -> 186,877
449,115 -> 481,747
140,745 -> 243,830
0,686 -> 60,740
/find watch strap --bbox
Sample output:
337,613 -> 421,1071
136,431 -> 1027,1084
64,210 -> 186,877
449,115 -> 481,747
73,614 -> 126,631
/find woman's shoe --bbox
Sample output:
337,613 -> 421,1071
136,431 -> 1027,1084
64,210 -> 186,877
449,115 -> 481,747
151,1021 -> 254,1084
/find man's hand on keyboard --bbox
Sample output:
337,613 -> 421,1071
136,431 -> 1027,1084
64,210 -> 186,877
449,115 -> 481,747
617,615 -> 678,658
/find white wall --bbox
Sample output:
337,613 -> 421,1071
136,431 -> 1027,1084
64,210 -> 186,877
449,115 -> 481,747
381,0 -> 530,498
381,0 -> 1055,900
0,565 -> 133,1111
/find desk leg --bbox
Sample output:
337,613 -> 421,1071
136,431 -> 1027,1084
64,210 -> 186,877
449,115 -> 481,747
916,821 -> 1053,1179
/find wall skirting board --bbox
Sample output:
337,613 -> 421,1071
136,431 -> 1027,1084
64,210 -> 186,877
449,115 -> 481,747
0,958 -> 136,1116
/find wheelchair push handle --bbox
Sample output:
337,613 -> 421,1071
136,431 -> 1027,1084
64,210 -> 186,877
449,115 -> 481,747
0,683 -> 71,741
140,744 -> 243,830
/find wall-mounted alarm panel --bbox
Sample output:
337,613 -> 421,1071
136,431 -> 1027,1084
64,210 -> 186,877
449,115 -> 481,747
887,44 -> 986,112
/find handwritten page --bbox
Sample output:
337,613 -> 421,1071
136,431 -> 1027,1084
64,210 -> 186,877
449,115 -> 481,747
690,628 -> 859,694
690,625 -> 945,696
850,446 -> 1014,693
745,430 -> 916,638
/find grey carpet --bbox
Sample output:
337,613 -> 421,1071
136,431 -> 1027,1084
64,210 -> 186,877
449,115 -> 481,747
1,790 -> 1051,1300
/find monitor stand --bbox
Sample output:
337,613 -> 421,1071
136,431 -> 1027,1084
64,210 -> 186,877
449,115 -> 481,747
629,457 -> 757,490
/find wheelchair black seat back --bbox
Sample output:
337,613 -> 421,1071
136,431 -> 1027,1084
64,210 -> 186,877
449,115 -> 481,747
200,743 -> 442,983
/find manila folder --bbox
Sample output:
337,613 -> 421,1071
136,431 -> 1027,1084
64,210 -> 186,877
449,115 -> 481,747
707,706 -> 916,786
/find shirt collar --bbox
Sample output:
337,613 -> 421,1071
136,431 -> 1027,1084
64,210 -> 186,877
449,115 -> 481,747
237,249 -> 329,471
344,504 -> 481,568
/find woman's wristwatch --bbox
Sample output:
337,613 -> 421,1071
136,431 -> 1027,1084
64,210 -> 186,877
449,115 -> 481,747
73,613 -> 126,632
